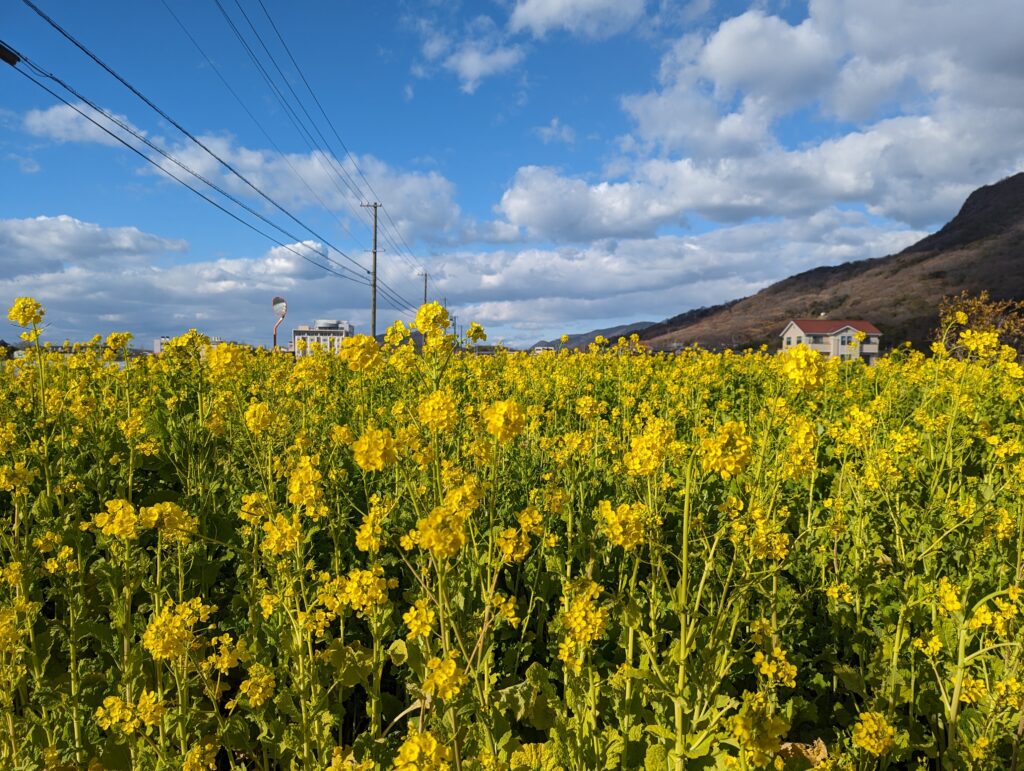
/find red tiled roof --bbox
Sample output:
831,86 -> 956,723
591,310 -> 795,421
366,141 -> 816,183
784,319 -> 882,335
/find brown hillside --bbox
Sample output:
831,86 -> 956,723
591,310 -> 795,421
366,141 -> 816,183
640,172 -> 1024,350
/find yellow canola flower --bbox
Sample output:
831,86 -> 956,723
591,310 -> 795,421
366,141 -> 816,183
140,501 -> 198,544
230,662 -> 275,709
393,729 -> 451,771
852,711 -> 895,756
244,401 -> 274,435
352,425 -> 399,472
730,690 -> 789,768
414,302 -> 450,337
288,455 -> 324,515
356,494 -> 393,553
482,399 -> 525,442
92,499 -> 143,540
339,335 -> 383,372
95,696 -> 139,735
752,647 -> 797,689
492,593 -> 520,628
403,598 -> 435,639
142,597 -> 217,661
622,419 -> 671,477
558,579 -> 608,673
183,740 -> 220,771
596,500 -> 647,550
466,322 -> 487,342
496,527 -> 531,563
959,674 -> 988,704
937,577 -> 962,614
262,514 -> 302,556
780,344 -> 823,389
418,391 -> 458,433
701,421 -> 752,480
912,635 -> 943,658
422,655 -> 466,701
7,296 -> 44,327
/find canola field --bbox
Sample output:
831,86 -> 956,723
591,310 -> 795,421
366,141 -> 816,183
1,297 -> 1023,771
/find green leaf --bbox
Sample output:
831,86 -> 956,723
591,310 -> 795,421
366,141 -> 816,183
388,638 -> 408,666
832,663 -> 866,697
324,640 -> 374,688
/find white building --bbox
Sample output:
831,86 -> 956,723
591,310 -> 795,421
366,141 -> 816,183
780,319 -> 882,364
292,319 -> 355,357
153,336 -> 173,354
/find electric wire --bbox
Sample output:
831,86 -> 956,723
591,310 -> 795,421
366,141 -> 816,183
19,55 -> 368,283
253,0 -> 422,265
5,54 -> 368,288
19,0 -> 372,279
209,0 -> 370,220
217,0 -> 426,308
237,0 -> 370,215
212,0 -> 419,313
249,0 -> 427,277
17,0 -> 424,314
158,0 -> 369,252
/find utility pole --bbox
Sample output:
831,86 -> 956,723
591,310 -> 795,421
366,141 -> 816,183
361,202 -> 380,337
422,271 -> 428,306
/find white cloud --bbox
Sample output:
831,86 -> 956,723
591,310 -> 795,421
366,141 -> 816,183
24,102 -> 147,148
535,117 -> 576,145
428,207 -> 926,344
509,0 -> 646,39
412,15 -> 525,94
1,211 -> 924,348
0,216 -> 390,345
7,154 -> 40,174
23,105 -> 462,246
0,215 -> 186,280
698,11 -> 836,106
443,39 -> 525,94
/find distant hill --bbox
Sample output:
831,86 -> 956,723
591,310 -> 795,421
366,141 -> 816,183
637,172 -> 1024,350
532,321 -> 656,350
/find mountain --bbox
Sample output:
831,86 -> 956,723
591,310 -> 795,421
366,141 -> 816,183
639,172 -> 1024,350
532,321 -> 656,350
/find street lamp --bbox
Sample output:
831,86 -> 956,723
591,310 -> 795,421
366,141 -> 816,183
272,296 -> 287,349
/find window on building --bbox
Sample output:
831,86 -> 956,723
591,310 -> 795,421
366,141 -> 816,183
785,337 -> 791,346
796,336 -> 803,344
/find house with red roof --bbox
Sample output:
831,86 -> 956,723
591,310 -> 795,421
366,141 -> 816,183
780,319 -> 882,364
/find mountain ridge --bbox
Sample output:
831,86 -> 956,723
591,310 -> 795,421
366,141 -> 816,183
630,171 -> 1024,351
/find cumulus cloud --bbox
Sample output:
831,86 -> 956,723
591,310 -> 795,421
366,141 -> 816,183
419,208 -> 926,344
509,0 -> 646,39
412,14 -> 525,93
23,105 -> 462,245
444,41 -> 525,94
24,102 -> 147,148
1,211 -> 924,348
512,0 -> 1024,240
535,117 -> 576,145
0,215 -> 412,346
0,215 -> 186,280
698,11 -> 837,106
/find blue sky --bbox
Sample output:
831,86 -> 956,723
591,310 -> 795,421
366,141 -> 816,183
2,0 -> 1023,348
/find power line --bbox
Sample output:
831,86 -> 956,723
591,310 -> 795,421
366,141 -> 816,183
209,0 -> 368,213
19,0 -> 372,279
3,48 -> 367,288
158,0 -> 369,253
247,0 -> 428,278
211,0 -> 420,315
19,54 -> 367,283
18,0 -> 424,317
